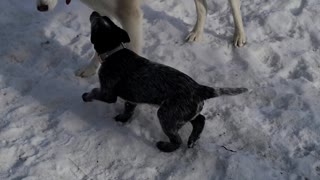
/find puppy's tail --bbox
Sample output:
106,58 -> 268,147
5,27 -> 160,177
197,85 -> 248,100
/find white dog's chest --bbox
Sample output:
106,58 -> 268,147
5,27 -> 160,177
80,0 -> 117,17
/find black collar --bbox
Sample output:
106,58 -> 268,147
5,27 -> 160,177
98,43 -> 126,63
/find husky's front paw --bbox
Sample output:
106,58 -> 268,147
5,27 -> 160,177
186,30 -> 203,42
75,64 -> 98,78
233,30 -> 246,47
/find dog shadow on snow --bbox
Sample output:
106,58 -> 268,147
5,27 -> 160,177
0,7 -> 165,154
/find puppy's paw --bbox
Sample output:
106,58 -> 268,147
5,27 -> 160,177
82,93 -> 92,102
75,64 -> 97,78
156,141 -> 180,153
114,113 -> 132,123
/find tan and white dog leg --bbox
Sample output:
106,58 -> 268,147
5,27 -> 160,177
229,0 -> 246,47
186,0 -> 207,42
75,52 -> 100,77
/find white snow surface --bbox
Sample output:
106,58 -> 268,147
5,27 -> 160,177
1,0 -> 320,179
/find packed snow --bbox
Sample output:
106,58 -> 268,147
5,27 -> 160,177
0,0 -> 320,179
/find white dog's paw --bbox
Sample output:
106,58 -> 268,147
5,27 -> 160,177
75,64 -> 98,78
233,31 -> 246,47
186,31 -> 203,42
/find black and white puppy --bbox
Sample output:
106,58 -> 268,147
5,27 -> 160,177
82,11 -> 248,153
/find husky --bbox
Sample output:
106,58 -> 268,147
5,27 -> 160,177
36,0 -> 246,77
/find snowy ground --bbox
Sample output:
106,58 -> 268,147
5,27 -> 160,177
1,0 -> 320,179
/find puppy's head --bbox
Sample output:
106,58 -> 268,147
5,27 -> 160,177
90,12 -> 130,54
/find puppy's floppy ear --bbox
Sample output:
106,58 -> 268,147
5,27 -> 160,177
90,32 -> 97,44
117,28 -> 130,43
101,16 -> 130,43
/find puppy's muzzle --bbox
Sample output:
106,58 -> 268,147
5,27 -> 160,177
90,11 -> 101,22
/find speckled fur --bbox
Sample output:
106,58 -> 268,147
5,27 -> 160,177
82,12 -> 248,152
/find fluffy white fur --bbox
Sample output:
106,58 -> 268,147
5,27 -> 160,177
36,0 -> 246,77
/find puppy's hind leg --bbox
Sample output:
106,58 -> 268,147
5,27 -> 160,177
186,0 -> 207,42
188,114 -> 205,148
114,102 -> 137,123
156,127 -> 183,153
156,103 -> 184,152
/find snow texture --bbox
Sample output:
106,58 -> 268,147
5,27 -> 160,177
0,0 -> 320,179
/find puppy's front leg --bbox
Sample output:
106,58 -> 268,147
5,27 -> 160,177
229,0 -> 246,47
114,102 -> 137,123
82,88 -> 117,103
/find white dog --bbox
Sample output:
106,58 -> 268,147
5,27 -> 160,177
36,0 -> 246,77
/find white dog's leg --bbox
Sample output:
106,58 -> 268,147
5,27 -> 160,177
186,0 -> 207,42
75,0 -> 142,78
229,0 -> 246,47
75,52 -> 100,77
117,0 -> 143,54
